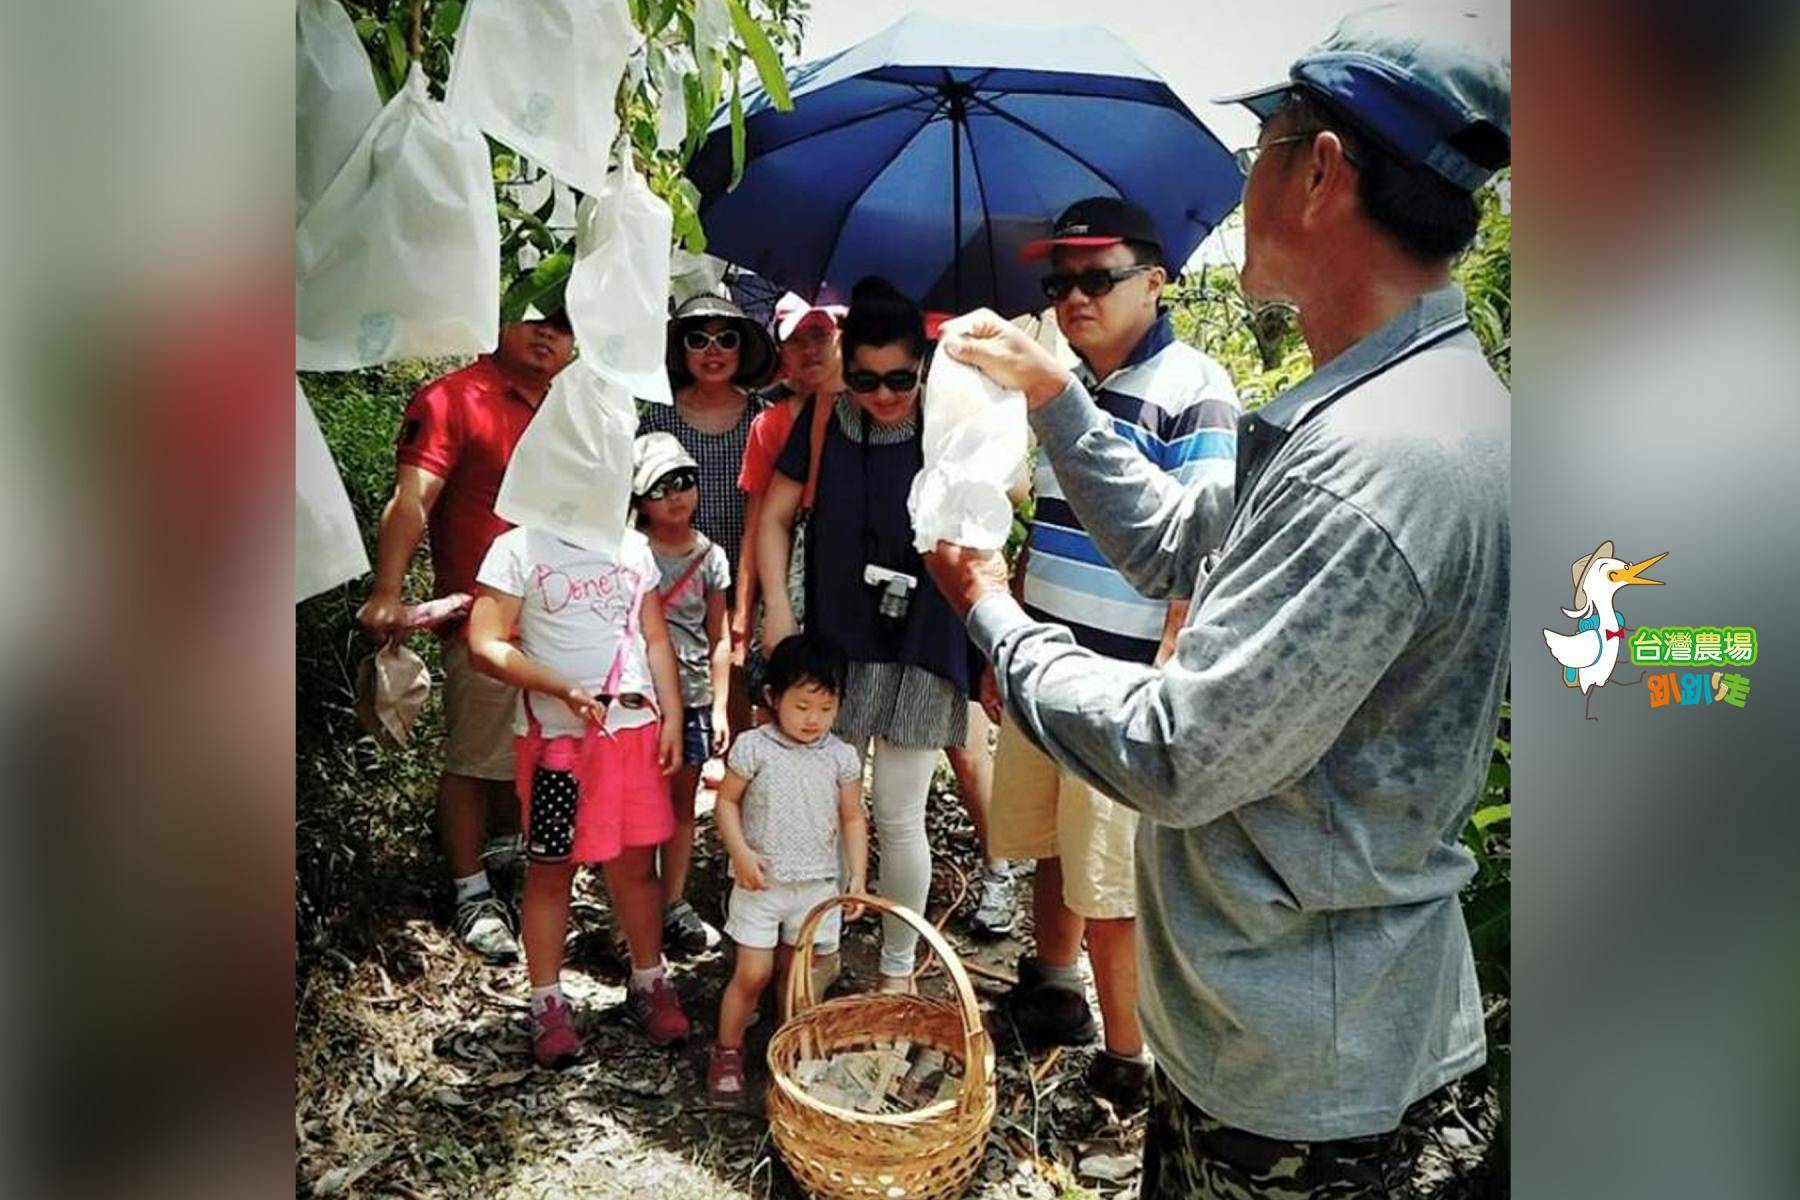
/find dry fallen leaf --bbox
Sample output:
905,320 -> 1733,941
311,1144 -> 391,1195
1078,1151 -> 1138,1183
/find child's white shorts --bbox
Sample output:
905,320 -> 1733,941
724,877 -> 840,949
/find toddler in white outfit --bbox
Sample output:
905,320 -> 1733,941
708,633 -> 868,1101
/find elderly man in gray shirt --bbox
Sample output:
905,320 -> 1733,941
926,9 -> 1511,1197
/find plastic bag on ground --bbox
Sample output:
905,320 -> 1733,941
494,360 -> 636,556
565,149 -> 675,405
296,0 -> 381,220
296,379 -> 370,602
906,341 -> 1028,552
445,0 -> 637,198
297,63 -> 499,370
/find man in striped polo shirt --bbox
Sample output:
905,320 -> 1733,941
988,197 -> 1239,1110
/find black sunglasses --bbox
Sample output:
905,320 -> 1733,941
1040,264 -> 1154,302
682,328 -> 741,352
642,468 -> 698,500
844,368 -> 921,395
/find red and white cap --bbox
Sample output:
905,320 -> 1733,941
1020,196 -> 1164,263
773,292 -> 847,342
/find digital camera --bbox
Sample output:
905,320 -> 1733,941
863,564 -> 918,630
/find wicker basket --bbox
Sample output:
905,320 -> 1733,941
766,894 -> 996,1200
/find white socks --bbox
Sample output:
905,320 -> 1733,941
530,982 -> 564,1015
630,961 -> 667,992
453,870 -> 493,904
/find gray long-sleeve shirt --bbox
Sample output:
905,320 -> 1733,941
967,285 -> 1508,1140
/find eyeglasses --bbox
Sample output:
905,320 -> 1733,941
642,469 -> 698,500
1232,133 -> 1315,175
844,367 -> 921,395
1039,264 -> 1153,302
682,328 -> 741,352
1232,129 -> 1358,175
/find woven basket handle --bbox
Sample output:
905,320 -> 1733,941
784,892 -> 993,1111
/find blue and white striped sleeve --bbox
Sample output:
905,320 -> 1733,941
1158,356 -> 1241,488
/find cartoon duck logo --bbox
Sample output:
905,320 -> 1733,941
1542,540 -> 1667,721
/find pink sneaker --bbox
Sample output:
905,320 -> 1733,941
531,996 -> 584,1068
628,976 -> 691,1045
707,1044 -> 747,1102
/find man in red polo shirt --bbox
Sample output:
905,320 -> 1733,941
358,312 -> 576,962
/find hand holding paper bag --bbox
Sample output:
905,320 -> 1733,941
906,345 -> 1028,552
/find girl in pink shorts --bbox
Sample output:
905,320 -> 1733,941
469,524 -> 692,1067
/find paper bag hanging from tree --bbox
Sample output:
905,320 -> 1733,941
296,379 -> 370,603
564,143 -> 676,406
494,360 -> 637,557
297,63 -> 500,370
445,0 -> 639,198
296,0 -> 381,220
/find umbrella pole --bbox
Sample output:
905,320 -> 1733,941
952,108 -> 963,314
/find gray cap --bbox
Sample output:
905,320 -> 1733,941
631,431 -> 698,497
1219,3 -> 1510,191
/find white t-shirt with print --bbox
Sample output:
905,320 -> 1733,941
476,527 -> 659,737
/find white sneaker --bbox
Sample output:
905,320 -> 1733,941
453,891 -> 520,965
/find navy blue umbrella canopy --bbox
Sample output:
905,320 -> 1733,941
688,13 -> 1244,317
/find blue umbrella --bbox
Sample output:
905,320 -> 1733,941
688,13 -> 1243,317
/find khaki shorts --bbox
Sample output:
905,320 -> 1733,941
988,719 -> 1138,920
440,639 -> 517,781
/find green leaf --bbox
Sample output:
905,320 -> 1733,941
1460,821 -> 1491,875
432,0 -> 464,40
496,199 -> 554,244
1462,882 -> 1510,961
383,19 -> 410,88
700,46 -> 722,117
726,0 -> 793,110
633,114 -> 658,150
728,71 -> 746,190
1472,802 -> 1511,831
1485,760 -> 1510,794
648,0 -> 679,38
669,177 -> 708,253
681,71 -> 709,161
500,250 -> 573,323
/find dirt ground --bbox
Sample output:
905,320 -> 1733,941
296,776 -> 1495,1199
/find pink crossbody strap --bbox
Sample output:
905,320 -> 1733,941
600,563 -> 646,698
